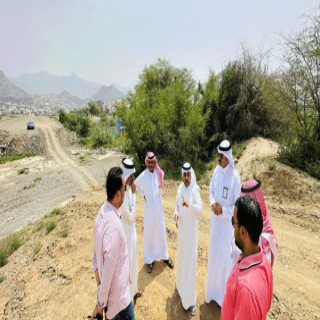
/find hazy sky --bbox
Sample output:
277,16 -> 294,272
0,0 -> 318,87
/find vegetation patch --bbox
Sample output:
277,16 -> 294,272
18,167 -> 29,175
233,143 -> 247,159
0,232 -> 26,267
0,275 -> 6,283
57,228 -> 69,238
45,221 -> 57,234
268,160 -> 277,171
34,177 -> 42,183
32,222 -> 44,233
0,152 -> 37,165
32,241 -> 42,255
49,208 -> 63,217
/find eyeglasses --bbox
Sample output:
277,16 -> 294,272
231,216 -> 239,226
148,160 -> 155,164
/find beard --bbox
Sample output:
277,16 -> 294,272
235,238 -> 243,251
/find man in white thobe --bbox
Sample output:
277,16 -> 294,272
174,163 -> 202,317
205,140 -> 241,306
120,158 -> 142,302
135,151 -> 173,273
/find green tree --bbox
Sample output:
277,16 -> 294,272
88,101 -> 101,117
117,58 -> 209,178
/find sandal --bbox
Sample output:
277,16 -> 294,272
148,262 -> 154,273
164,257 -> 174,269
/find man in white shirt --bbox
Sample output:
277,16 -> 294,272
135,151 -> 174,273
205,140 -> 241,306
174,163 -> 202,316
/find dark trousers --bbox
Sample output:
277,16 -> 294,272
106,301 -> 135,320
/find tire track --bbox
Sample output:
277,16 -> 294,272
39,125 -> 101,193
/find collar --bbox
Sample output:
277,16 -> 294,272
105,200 -> 121,219
238,246 -> 263,270
221,163 -> 230,174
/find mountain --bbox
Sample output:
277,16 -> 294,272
9,72 -> 102,99
90,84 -> 125,103
0,70 -> 33,103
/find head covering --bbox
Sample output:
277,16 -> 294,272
121,158 -> 136,182
217,140 -> 235,168
240,179 -> 278,267
181,162 -> 197,189
145,152 -> 164,197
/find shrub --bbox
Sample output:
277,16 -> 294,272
0,233 -> 25,267
45,221 -> 57,234
268,160 -> 277,171
32,242 -> 42,255
58,228 -> 69,238
49,208 -> 62,217
91,125 -> 113,147
33,222 -> 44,233
232,143 -> 247,159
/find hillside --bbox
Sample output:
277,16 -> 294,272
90,84 -> 125,103
0,70 -> 33,103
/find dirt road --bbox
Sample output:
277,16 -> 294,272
0,116 -> 123,239
0,131 -> 320,319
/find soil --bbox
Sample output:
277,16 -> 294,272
0,120 -> 319,320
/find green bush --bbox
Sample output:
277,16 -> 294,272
45,221 -> 57,234
268,160 -> 277,171
91,125 -> 113,147
232,143 -> 247,159
278,140 -> 320,179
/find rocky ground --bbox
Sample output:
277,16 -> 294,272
0,118 -> 319,319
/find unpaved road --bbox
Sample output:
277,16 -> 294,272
0,116 -> 123,239
0,130 -> 320,319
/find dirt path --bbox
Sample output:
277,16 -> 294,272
0,116 -> 122,239
38,124 -> 100,193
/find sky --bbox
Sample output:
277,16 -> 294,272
0,0 -> 319,88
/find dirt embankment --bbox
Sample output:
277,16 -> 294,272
0,135 -> 320,320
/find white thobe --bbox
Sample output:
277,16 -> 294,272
135,169 -> 169,264
174,183 -> 202,310
121,185 -> 138,302
205,164 -> 241,306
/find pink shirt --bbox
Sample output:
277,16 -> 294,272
221,246 -> 273,320
92,201 -> 131,319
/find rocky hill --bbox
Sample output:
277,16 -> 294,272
90,84 -> 125,103
0,70 -> 33,103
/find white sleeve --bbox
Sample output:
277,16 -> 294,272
188,186 -> 203,217
121,197 -> 135,224
135,173 -> 145,196
222,174 -> 241,219
174,189 -> 180,218
209,173 -> 216,207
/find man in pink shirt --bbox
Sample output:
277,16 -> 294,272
91,167 -> 135,320
221,196 -> 273,320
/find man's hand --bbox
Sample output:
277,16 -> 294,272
144,195 -> 146,202
175,214 -> 179,229
91,304 -> 103,320
213,203 -> 222,216
181,195 -> 189,208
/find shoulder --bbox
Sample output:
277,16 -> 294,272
192,184 -> 200,193
177,183 -> 184,193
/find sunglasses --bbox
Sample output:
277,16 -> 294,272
231,216 -> 239,226
148,160 -> 155,164
218,153 -> 225,159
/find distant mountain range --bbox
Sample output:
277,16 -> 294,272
0,70 -> 126,108
9,71 -> 125,99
